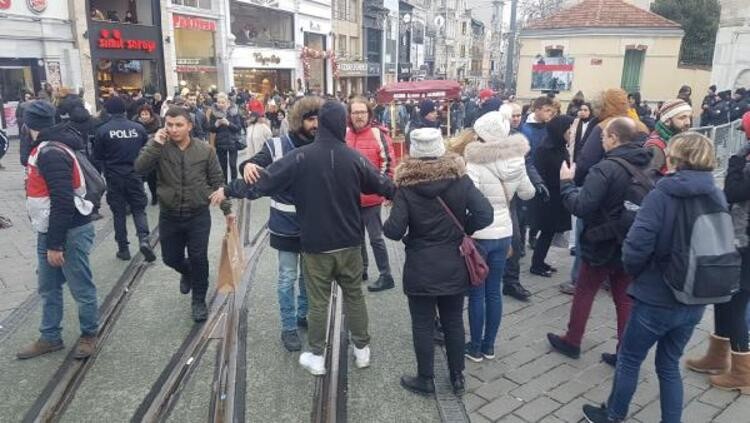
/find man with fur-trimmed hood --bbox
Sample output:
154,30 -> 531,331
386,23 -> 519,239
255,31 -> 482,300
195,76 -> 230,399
235,95 -> 324,352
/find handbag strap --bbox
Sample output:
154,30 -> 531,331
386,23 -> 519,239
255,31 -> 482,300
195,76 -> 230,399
436,196 -> 465,233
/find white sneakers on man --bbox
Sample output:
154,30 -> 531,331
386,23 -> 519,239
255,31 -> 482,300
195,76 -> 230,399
353,345 -> 371,369
299,352 -> 326,375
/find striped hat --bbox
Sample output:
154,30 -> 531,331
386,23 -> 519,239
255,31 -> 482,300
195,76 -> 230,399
659,99 -> 692,122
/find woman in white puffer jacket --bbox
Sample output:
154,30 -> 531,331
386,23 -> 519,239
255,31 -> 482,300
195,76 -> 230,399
462,111 -> 536,362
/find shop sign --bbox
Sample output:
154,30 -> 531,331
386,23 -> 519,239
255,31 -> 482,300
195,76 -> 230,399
309,21 -> 322,32
253,52 -> 281,66
176,65 -> 217,73
337,61 -> 381,77
173,15 -> 216,32
0,0 -> 11,11
98,29 -> 157,53
27,0 -> 46,13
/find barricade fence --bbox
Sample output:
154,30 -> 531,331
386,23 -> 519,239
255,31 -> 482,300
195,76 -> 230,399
692,119 -> 744,178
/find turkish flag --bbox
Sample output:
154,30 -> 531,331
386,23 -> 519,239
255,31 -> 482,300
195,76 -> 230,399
0,0 -> 11,10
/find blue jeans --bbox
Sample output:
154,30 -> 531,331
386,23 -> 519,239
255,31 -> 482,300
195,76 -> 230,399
277,250 -> 308,332
607,300 -> 705,423
468,237 -> 511,352
37,223 -> 98,342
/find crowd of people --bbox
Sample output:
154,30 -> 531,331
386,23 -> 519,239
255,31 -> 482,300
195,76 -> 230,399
5,79 -> 750,423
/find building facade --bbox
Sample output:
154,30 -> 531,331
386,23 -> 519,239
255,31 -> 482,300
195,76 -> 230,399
333,0 -> 366,95
1,0 -> 83,134
711,0 -> 750,91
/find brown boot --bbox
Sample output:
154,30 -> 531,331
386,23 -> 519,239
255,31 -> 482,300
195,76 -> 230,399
685,334 -> 730,375
73,336 -> 97,360
710,351 -> 750,394
16,339 -> 64,360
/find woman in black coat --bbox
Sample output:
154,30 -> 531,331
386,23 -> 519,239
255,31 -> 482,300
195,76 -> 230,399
209,92 -> 243,183
530,115 -> 574,276
134,104 -> 162,204
384,128 -> 492,397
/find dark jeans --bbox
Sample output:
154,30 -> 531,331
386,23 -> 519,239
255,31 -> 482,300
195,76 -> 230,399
360,205 -> 391,277
469,238 -> 511,351
106,174 -> 149,248
503,197 -> 522,287
715,290 -> 750,352
563,262 -> 633,349
146,170 -> 157,201
408,294 -> 464,378
607,300 -> 705,422
160,208 -> 211,303
216,148 -> 238,184
531,229 -> 554,269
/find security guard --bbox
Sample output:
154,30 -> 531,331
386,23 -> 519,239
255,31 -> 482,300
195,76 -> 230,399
94,96 -> 156,262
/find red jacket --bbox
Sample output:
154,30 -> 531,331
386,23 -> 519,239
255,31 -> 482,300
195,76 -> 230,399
346,124 -> 395,207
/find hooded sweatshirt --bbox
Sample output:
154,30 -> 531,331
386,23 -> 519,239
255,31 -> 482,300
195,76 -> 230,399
623,170 -> 725,308
228,101 -> 396,253
464,134 -> 536,239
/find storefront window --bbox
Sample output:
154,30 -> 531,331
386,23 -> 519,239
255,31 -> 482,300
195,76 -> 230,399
96,59 -> 161,97
230,2 -> 294,49
174,16 -> 218,91
233,68 -> 292,95
0,67 -> 34,102
90,0 -> 155,26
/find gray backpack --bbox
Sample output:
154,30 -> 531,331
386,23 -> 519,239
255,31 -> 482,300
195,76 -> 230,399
664,194 -> 741,305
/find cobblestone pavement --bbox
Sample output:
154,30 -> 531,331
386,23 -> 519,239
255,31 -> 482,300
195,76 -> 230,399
463,244 -> 749,423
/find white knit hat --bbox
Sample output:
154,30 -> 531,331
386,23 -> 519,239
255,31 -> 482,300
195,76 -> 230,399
659,99 -> 693,123
473,111 -> 511,143
409,128 -> 446,158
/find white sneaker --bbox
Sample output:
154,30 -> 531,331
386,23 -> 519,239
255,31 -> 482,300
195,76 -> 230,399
299,352 -> 326,375
353,345 -> 371,369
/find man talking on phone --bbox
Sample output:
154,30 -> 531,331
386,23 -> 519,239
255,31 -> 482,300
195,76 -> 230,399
135,106 -> 234,322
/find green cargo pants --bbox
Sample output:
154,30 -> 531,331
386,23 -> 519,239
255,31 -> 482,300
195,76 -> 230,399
302,247 -> 370,355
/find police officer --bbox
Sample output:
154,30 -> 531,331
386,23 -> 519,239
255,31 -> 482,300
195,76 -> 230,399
94,96 -> 156,262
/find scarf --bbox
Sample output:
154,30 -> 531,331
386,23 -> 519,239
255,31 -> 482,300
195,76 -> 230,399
655,120 -> 674,141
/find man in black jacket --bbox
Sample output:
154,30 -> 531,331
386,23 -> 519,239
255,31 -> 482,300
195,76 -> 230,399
95,96 -> 155,262
235,95 -> 324,352
17,101 -> 99,360
210,101 -> 395,376
547,117 -> 649,366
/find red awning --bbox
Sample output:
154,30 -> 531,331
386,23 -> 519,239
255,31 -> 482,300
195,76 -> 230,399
375,80 -> 462,104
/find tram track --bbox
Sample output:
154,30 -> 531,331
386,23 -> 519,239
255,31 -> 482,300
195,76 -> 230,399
22,228 -> 161,423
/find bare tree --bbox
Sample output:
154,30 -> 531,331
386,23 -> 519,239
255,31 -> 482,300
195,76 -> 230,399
520,0 -> 566,21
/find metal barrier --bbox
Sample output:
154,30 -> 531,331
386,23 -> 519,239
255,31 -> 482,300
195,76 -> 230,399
692,119 -> 744,178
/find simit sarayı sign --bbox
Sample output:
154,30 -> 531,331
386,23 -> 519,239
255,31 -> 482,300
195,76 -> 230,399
98,29 -> 157,53
0,0 -> 10,11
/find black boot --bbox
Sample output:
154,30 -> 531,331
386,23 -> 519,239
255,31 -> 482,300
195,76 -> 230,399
180,273 -> 192,295
192,301 -> 208,322
450,371 -> 465,396
367,274 -> 395,292
400,375 -> 435,396
139,240 -> 156,263
116,246 -> 131,261
503,283 -> 531,301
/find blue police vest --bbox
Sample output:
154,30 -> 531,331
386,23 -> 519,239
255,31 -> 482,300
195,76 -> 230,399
266,135 -> 300,238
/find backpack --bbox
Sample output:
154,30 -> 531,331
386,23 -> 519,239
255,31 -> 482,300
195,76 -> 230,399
583,157 -> 655,244
46,141 -> 107,208
664,195 -> 741,305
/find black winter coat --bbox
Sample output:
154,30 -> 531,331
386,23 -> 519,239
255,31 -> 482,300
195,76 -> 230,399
384,155 -> 493,296
561,143 -> 651,267
725,151 -> 750,291
227,101 -> 396,253
33,124 -> 92,250
209,106 -> 242,150
532,116 -> 573,233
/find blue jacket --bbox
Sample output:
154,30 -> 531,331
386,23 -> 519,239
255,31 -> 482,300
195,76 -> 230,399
623,170 -> 725,308
520,119 -> 547,163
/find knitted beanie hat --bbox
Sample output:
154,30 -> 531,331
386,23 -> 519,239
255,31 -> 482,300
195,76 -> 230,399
659,99 -> 692,122
409,128 -> 445,158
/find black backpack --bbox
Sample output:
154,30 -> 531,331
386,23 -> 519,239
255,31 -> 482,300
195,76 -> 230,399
664,195 -> 741,305
46,141 -> 106,208
583,157 -> 655,244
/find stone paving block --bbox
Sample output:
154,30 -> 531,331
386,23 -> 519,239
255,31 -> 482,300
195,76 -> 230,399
547,379 -> 591,404
464,392 -> 487,413
513,395 -> 562,422
630,379 -> 660,406
537,415 -> 566,423
552,396 -> 589,423
468,411 -> 492,423
505,353 -> 563,385
712,395 -> 750,423
474,376 -> 519,401
581,381 -> 611,404
697,386 -> 740,409
682,398 -> 722,423
476,394 -> 525,421
632,399 -> 661,423
496,413 -> 527,423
